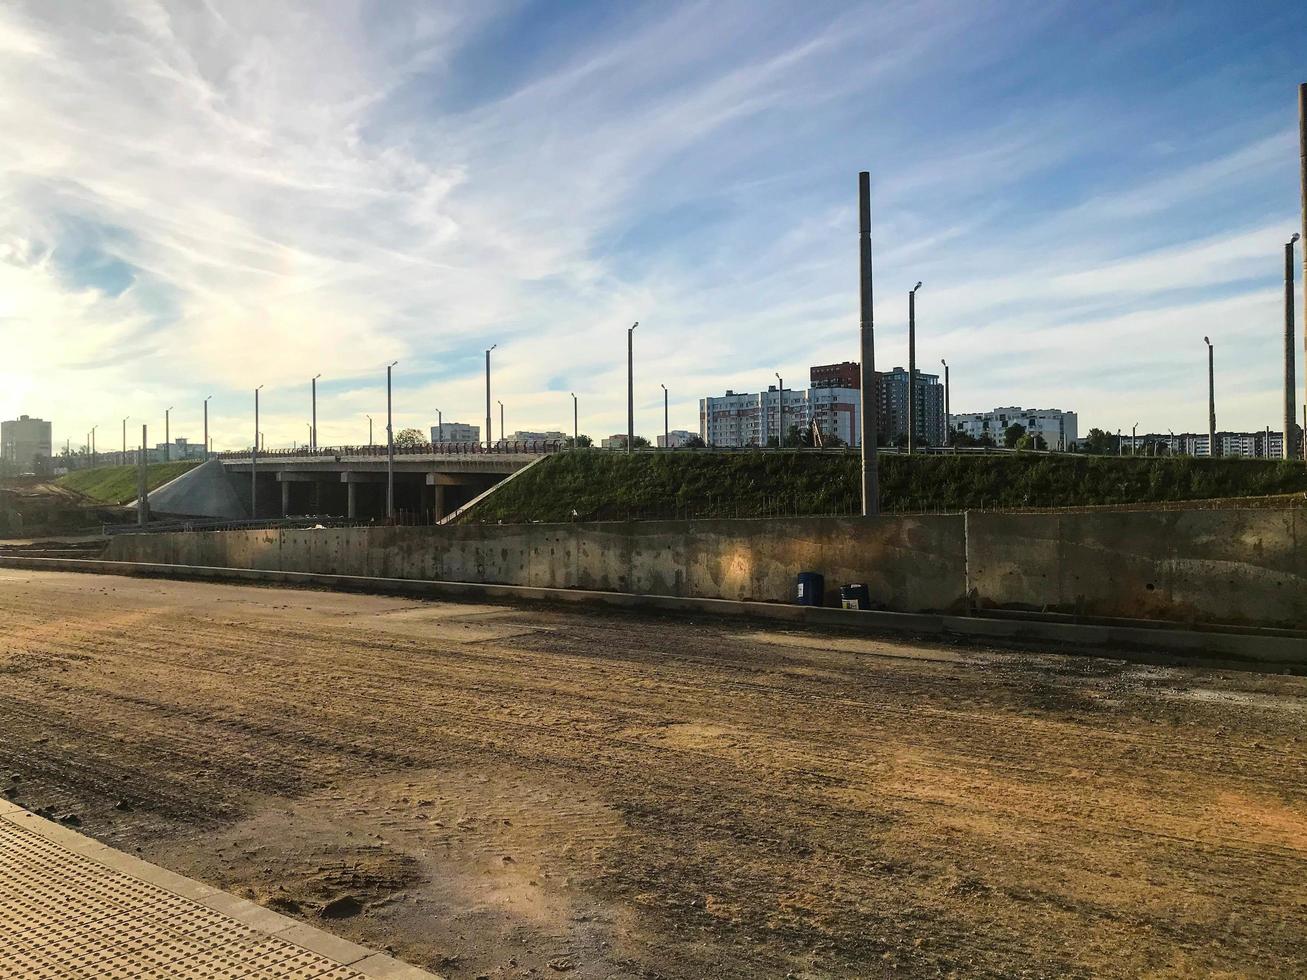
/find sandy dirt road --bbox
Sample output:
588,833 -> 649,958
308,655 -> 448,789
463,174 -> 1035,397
1,568 -> 1305,979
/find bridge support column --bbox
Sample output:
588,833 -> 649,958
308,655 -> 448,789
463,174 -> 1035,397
281,480 -> 290,517
347,482 -> 357,519
432,484 -> 447,521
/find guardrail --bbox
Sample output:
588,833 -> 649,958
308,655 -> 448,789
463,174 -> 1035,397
212,440 -> 564,461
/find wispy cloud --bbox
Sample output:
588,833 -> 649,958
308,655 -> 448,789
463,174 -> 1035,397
0,0 -> 1303,450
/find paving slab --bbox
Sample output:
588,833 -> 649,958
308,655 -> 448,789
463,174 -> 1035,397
0,800 -> 441,980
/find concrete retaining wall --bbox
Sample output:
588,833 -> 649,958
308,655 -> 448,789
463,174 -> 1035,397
106,516 -> 968,612
104,506 -> 1307,628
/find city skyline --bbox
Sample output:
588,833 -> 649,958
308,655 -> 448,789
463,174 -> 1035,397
1,1 -> 1304,451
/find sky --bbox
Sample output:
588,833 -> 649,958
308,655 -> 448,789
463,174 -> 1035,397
1,0 -> 1305,451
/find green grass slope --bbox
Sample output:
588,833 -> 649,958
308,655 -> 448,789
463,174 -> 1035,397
58,460 -> 202,505
459,450 -> 1307,524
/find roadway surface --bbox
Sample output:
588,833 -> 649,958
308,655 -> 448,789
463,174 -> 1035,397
1,569 -> 1305,978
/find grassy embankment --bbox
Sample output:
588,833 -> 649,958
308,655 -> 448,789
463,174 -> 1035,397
460,450 -> 1307,524
57,460 -> 202,505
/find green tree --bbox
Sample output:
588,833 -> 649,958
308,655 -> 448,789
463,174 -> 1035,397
1081,428 -> 1117,455
564,434 -> 593,448
1003,423 -> 1026,448
394,427 -> 426,448
682,434 -> 706,448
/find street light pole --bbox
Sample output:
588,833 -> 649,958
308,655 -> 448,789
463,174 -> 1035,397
774,374 -> 783,449
121,417 -> 128,465
311,374 -> 321,451
203,396 -> 211,460
940,359 -> 950,449
1204,336 -> 1217,458
571,392 -> 578,447
858,171 -> 879,515
252,385 -> 262,516
90,425 -> 97,466
366,415 -> 373,447
1132,422 -> 1138,456
627,322 -> 638,455
907,282 -> 922,453
661,384 -> 669,448
485,345 -> 496,449
1286,234 -> 1300,459
164,408 -> 171,461
386,361 -> 397,519
498,400 -> 504,447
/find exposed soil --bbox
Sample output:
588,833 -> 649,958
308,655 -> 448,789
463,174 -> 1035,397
1,568 -> 1305,978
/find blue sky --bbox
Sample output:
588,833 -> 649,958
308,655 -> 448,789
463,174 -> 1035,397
1,0 -> 1304,450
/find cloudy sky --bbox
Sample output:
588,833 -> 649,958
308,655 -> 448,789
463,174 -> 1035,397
1,0 -> 1304,451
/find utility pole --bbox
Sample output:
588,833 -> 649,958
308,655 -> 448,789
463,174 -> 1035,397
858,171 -> 879,515
627,322 -> 638,454
366,415 -> 373,447
1204,336 -> 1217,457
203,396 -> 211,460
90,425 -> 97,466
311,374 -> 321,451
498,400 -> 504,446
1300,83 -> 1307,462
571,393 -> 578,447
435,408 -> 442,446
774,374 -> 783,448
940,359 -> 950,448
907,282 -> 921,453
386,361 -> 397,519
661,383 -> 669,448
121,417 -> 128,466
1286,234 -> 1300,458
1132,422 -> 1138,456
252,385 -> 262,517
485,345 -> 496,449
137,424 -> 149,526
164,408 -> 171,461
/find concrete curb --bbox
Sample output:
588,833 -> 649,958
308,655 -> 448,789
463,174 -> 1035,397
2,555 -> 1303,666
0,798 -> 442,979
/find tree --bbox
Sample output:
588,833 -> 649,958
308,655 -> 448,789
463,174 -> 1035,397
1003,423 -> 1026,448
564,434 -> 593,448
950,429 -> 994,448
682,434 -> 706,448
394,427 -> 426,448
1080,428 -> 1117,455
1015,432 -> 1047,451
632,435 -> 650,449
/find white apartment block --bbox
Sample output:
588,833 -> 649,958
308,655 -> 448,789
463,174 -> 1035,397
657,429 -> 698,448
504,430 -> 566,445
950,407 -> 1078,449
1135,431 -> 1285,458
700,386 -> 861,448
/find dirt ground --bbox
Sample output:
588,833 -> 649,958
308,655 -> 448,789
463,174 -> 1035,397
1,569 -> 1305,979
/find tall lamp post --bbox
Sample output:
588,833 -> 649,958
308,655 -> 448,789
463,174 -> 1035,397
571,393 -> 578,447
498,400 -> 504,447
121,417 -> 128,466
434,408 -> 442,447
627,322 -> 638,455
203,396 -> 211,460
940,358 -> 950,449
252,385 -> 263,516
485,345 -> 496,449
386,361 -> 397,520
907,282 -> 922,453
858,171 -> 879,516
90,425 -> 97,466
366,414 -> 373,447
1286,234 -> 1300,459
1204,336 -> 1217,458
1132,422 -> 1139,456
311,374 -> 321,451
774,373 -> 784,448
661,383 -> 669,449
164,407 -> 172,461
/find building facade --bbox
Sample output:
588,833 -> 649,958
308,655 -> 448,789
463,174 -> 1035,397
657,429 -> 698,448
503,430 -> 566,445
877,367 -> 946,446
951,407 -> 1078,449
1,415 -> 53,472
1128,430 -> 1285,458
810,361 -> 861,390
431,422 -> 480,444
700,384 -> 861,447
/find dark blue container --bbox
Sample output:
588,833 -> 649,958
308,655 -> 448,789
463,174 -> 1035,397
795,572 -> 824,607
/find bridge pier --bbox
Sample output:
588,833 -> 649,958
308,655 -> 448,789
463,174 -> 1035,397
347,482 -> 357,519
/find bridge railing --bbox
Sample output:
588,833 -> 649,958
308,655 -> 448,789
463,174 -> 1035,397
212,440 -> 564,461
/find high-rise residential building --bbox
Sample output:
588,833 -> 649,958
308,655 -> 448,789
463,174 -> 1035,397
810,362 -> 861,390
700,382 -> 862,447
430,422 -> 480,444
1,415 -> 53,472
1124,430 -> 1284,458
503,430 -> 566,445
950,407 -> 1078,449
876,367 -> 946,446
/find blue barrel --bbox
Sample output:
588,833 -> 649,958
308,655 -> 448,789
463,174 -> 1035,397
795,572 -> 824,607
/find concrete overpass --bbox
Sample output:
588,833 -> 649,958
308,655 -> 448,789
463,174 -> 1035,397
215,444 -> 553,521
